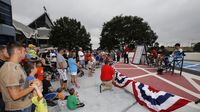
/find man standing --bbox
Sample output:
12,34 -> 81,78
57,47 -> 68,91
0,42 -> 35,112
0,45 -> 9,112
78,47 -> 85,68
116,49 -> 121,62
0,45 -> 9,67
123,44 -> 130,64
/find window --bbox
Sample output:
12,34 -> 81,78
0,1 -> 12,26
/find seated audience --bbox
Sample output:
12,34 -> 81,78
172,43 -> 183,57
56,88 -> 68,100
42,74 -> 54,96
36,61 -> 44,81
157,46 -> 169,66
148,47 -> 158,64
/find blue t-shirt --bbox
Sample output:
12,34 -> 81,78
26,75 -> 36,81
26,54 -> 32,64
68,58 -> 77,72
96,55 -> 100,61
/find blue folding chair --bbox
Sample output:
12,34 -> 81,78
171,52 -> 185,75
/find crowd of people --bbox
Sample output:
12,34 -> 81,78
0,41 -> 187,112
0,41 -> 121,112
147,43 -> 184,74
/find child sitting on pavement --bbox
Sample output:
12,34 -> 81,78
57,88 -> 68,100
67,88 -> 85,110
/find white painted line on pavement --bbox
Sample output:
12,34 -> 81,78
131,64 -> 200,99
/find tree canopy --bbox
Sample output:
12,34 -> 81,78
193,42 -> 200,52
99,15 -> 158,50
49,17 -> 91,50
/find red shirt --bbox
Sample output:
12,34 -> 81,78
151,50 -> 158,57
124,47 -> 130,54
101,64 -> 114,81
36,67 -> 44,81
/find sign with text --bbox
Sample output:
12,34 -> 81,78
132,45 -> 145,64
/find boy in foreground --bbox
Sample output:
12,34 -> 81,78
67,88 -> 85,110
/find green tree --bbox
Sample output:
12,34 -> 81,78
193,42 -> 200,52
99,15 -> 158,50
49,17 -> 91,50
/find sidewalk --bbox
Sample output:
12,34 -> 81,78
49,67 -> 148,112
49,62 -> 200,112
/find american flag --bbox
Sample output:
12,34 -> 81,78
113,72 -> 190,112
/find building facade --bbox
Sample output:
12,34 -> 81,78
0,0 -> 15,45
29,12 -> 53,47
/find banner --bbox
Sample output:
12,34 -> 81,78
113,72 -> 190,112
132,45 -> 145,64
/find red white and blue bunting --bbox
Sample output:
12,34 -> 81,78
113,71 -> 191,112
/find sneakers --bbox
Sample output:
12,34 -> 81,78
47,100 -> 57,107
75,84 -> 80,88
195,99 -> 200,104
79,103 -> 85,107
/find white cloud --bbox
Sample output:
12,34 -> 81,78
12,0 -> 200,48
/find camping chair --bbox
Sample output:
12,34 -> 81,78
160,52 -> 185,75
171,52 -> 185,75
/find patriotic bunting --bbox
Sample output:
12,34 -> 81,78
113,72 -> 190,112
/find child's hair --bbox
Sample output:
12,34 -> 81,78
69,88 -> 75,95
56,88 -> 63,93
104,59 -> 109,64
37,61 -> 42,66
24,63 -> 36,75
175,43 -> 180,47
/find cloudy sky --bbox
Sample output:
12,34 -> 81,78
12,0 -> 200,48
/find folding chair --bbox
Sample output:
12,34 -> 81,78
160,52 -> 185,75
171,52 -> 185,75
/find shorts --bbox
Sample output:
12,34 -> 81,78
57,69 -> 68,81
80,60 -> 85,65
70,72 -> 77,76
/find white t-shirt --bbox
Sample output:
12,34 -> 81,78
78,51 -> 84,61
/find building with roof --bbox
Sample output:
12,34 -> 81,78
12,12 -> 53,47
13,19 -> 36,44
28,12 -> 53,47
0,0 -> 15,45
